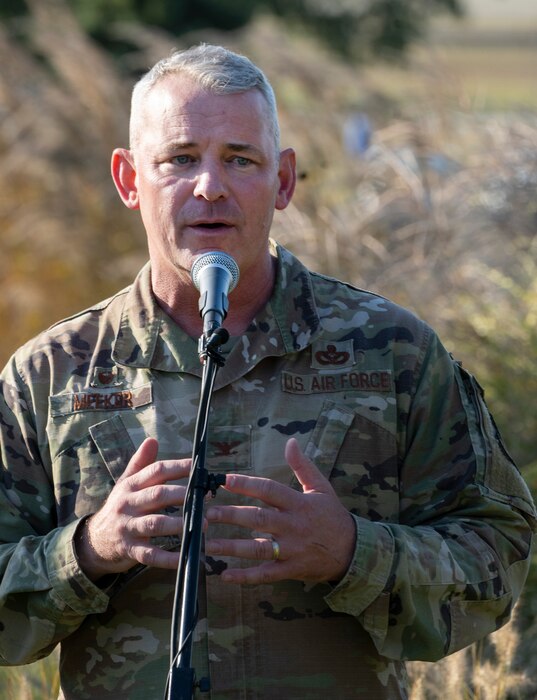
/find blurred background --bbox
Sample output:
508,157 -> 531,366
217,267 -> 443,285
0,0 -> 536,697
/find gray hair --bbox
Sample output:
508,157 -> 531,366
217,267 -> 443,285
130,44 -> 280,153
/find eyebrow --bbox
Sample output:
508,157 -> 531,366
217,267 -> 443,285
225,143 -> 263,155
164,140 -> 196,151
164,140 -> 264,157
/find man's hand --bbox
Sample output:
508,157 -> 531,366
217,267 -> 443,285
75,437 -> 191,581
205,438 -> 356,585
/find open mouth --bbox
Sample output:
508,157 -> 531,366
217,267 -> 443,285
192,222 -> 232,231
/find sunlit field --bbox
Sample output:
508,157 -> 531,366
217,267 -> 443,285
361,21 -> 537,112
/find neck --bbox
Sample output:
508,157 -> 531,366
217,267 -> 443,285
151,254 -> 277,338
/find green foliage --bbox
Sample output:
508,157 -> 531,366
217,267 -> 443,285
68,0 -> 256,48
0,0 -> 26,16
269,0 -> 464,60
0,0 -> 463,62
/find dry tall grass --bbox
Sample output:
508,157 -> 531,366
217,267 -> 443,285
0,651 -> 60,700
0,0 -> 147,353
0,1 -> 536,697
408,608 -> 534,700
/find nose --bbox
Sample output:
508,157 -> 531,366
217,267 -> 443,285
193,162 -> 228,201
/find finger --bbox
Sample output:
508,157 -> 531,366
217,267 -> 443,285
118,437 -> 159,483
126,513 -> 184,539
205,537 -> 276,561
126,544 -> 181,570
206,504 -> 280,533
127,458 -> 192,492
222,472 -> 297,510
284,438 -> 334,495
128,482 -> 189,513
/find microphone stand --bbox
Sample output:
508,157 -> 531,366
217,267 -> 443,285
165,328 -> 229,699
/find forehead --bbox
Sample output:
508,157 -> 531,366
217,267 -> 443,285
135,75 -> 273,149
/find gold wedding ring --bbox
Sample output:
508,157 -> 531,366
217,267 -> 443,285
271,539 -> 280,561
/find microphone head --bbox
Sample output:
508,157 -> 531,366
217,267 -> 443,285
191,251 -> 240,293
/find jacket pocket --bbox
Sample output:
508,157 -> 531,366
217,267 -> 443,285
89,414 -> 137,483
302,400 -> 356,479
51,414 -> 137,525
300,399 -> 400,522
455,363 -> 536,520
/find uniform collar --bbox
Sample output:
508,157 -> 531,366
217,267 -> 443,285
112,242 -> 323,386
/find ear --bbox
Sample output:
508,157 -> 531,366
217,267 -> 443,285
111,148 -> 139,210
275,148 -> 296,211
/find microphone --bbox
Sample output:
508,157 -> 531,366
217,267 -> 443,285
191,251 -> 240,337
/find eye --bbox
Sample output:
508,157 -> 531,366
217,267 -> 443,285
231,155 -> 253,167
172,154 -> 194,166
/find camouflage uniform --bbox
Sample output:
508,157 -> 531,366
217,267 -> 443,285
0,242 -> 534,699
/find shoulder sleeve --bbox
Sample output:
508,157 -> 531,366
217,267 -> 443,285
0,354 -> 110,665
326,327 -> 536,661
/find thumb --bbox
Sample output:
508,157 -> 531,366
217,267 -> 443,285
118,437 -> 159,482
285,438 -> 332,494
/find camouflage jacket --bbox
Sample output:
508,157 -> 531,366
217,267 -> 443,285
0,242 -> 535,699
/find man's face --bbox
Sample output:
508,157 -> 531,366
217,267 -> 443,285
119,75 -> 295,282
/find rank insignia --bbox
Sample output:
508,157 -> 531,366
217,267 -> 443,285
311,340 -> 355,369
90,366 -> 123,388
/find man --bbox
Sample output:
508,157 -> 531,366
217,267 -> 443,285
0,44 -> 534,699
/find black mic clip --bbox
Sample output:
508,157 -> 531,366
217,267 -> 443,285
198,326 -> 230,365
193,469 -> 226,499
